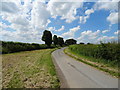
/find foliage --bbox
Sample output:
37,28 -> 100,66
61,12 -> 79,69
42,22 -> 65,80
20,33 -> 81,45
42,30 -> 52,47
2,41 -> 49,54
53,35 -> 58,46
65,39 -> 77,45
58,37 -> 64,47
79,42 -> 85,44
68,43 -> 120,67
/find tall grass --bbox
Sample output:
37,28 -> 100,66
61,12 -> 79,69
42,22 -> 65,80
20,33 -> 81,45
68,42 -> 120,67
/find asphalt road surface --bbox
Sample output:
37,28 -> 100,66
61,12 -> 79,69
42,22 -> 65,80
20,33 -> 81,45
52,47 -> 118,88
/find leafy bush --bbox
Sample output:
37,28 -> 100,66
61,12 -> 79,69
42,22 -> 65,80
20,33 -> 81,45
69,43 -> 120,65
1,41 -> 52,54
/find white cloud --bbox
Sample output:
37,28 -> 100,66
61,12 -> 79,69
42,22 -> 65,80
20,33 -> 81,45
97,36 -> 116,42
79,15 -> 89,24
46,19 -> 51,26
79,9 -> 94,24
0,22 -> 10,30
0,1 -> 31,27
62,26 -> 80,38
0,1 -> 22,23
0,29 -> 22,42
47,1 -> 83,23
0,1 -> 83,44
77,30 -> 101,43
85,9 -> 94,15
48,26 -> 56,31
114,30 -> 120,35
1,1 -> 50,30
31,2 -> 50,29
47,25 -> 65,32
107,12 -> 118,24
93,0 -> 119,28
0,28 -> 44,43
11,15 -> 29,26
0,1 -> 50,43
57,26 -> 65,32
94,0 -> 118,11
102,30 -> 109,33
77,30 -> 117,43
0,2 -> 20,14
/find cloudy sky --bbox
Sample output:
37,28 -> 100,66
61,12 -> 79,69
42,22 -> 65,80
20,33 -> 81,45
0,0 -> 119,44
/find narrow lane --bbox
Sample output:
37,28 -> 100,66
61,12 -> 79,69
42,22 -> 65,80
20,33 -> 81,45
52,47 -> 118,88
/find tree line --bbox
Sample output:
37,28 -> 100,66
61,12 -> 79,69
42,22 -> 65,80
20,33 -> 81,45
42,30 -> 77,47
1,41 -> 50,54
1,30 -> 77,54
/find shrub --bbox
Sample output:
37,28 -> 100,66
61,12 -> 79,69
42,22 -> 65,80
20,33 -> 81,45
69,43 -> 120,64
1,41 -> 51,54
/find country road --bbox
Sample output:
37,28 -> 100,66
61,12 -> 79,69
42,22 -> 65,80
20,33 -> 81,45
52,47 -> 118,88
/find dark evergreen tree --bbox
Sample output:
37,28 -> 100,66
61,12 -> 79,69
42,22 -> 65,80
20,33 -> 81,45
42,30 -> 52,47
53,35 -> 58,46
58,37 -> 64,47
65,39 -> 77,45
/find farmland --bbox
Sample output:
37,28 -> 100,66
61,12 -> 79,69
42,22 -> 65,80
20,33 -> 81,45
2,49 -> 60,88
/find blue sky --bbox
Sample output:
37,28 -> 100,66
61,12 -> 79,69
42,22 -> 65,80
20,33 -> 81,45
0,0 -> 119,44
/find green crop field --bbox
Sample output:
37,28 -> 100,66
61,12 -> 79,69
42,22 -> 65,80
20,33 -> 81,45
2,49 -> 60,88
65,43 -> 120,77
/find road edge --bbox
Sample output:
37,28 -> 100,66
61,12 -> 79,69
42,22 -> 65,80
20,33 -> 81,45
64,48 -> 119,78
51,49 -> 69,88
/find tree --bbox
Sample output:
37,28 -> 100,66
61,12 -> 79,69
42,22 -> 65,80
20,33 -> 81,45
87,43 -> 91,45
65,39 -> 77,45
79,42 -> 84,44
42,30 -> 52,47
58,37 -> 64,47
53,35 -> 58,46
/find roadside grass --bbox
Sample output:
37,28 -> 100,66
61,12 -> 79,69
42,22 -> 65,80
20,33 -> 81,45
64,48 -> 119,78
2,49 -> 60,88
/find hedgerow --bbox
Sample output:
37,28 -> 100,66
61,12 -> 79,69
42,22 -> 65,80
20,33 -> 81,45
1,41 -> 51,54
68,42 -> 120,67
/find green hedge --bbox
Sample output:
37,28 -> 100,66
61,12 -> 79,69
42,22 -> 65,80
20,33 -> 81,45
69,43 -> 120,64
1,41 -> 52,54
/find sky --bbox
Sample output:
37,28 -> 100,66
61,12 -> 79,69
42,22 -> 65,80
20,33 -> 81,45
0,0 -> 119,44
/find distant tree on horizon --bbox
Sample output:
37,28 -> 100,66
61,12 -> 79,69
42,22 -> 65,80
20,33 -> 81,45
87,43 -> 92,45
42,30 -> 52,47
53,35 -> 58,46
58,37 -> 64,47
65,39 -> 77,45
79,42 -> 84,44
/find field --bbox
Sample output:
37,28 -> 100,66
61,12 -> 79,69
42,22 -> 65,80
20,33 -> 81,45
2,49 -> 60,88
65,43 -> 120,77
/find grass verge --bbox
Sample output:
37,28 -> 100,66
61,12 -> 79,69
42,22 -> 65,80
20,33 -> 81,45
64,48 -> 119,78
2,49 -> 60,88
